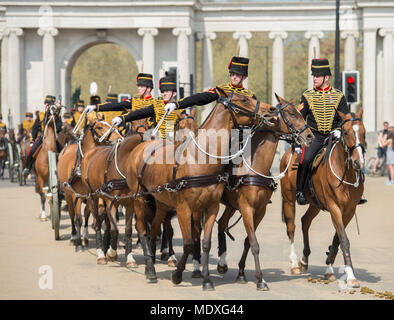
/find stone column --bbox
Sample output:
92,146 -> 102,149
379,29 -> 394,126
38,27 -> 58,96
137,28 -> 159,75
173,28 -> 192,97
233,31 -> 252,88
0,31 -> 8,121
269,31 -> 288,105
197,32 -> 216,121
5,28 -> 23,127
341,31 -> 359,71
363,29 -> 377,132
305,31 -> 324,89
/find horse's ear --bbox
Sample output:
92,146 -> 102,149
215,86 -> 227,97
274,93 -> 286,105
356,107 -> 363,119
175,109 -> 183,118
190,107 -> 197,118
337,110 -> 349,121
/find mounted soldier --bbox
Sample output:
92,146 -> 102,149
22,95 -> 63,177
18,112 -> 34,143
164,56 -> 256,115
85,73 -> 157,131
71,100 -> 85,129
294,58 -> 366,205
0,114 -> 7,132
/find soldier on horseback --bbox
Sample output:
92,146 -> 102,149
165,56 -> 256,114
295,58 -> 366,205
18,112 -> 34,143
0,114 -> 7,132
22,95 -> 63,177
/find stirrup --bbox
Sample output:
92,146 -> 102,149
358,197 -> 367,205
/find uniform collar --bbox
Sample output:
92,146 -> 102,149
229,82 -> 244,89
314,85 -> 331,92
141,95 -> 152,100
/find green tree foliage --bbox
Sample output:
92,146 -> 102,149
71,43 -> 138,106
71,86 -> 81,108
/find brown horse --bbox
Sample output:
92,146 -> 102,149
280,108 -> 365,288
58,120 -> 121,252
33,106 -> 64,221
19,133 -> 32,185
175,107 -> 198,141
126,87 -> 277,289
81,120 -> 146,264
205,95 -> 314,290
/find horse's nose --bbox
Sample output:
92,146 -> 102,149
269,106 -> 277,113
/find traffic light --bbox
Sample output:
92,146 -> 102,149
342,71 -> 360,104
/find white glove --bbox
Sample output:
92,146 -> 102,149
332,129 -> 341,139
164,102 -> 177,114
111,116 -> 123,127
295,147 -> 302,154
85,105 -> 96,114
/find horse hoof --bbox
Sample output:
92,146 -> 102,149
298,261 -> 308,273
257,282 -> 269,291
168,259 -> 177,268
192,270 -> 201,278
97,258 -> 107,265
324,273 -> 336,281
161,252 -> 170,261
40,217 -> 48,222
146,274 -> 158,284
126,261 -> 138,269
217,264 -> 228,274
171,270 -> 182,285
75,245 -> 83,253
346,279 -> 360,288
291,267 -> 301,275
202,281 -> 215,291
236,275 -> 248,284
106,253 -> 118,262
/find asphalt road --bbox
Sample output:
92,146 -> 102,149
0,175 -> 393,300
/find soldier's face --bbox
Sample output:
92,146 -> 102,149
313,75 -> 329,89
162,90 -> 176,102
230,73 -> 246,86
77,107 -> 84,113
137,85 -> 151,97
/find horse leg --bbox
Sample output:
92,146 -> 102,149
282,199 -> 300,274
191,210 -> 202,278
134,198 -> 157,283
217,207 -> 235,275
66,195 -> 77,246
200,204 -> 220,291
329,204 -> 359,288
88,197 -> 107,265
105,202 -> 119,262
162,212 -> 177,267
149,204 -> 168,264
101,202 -> 111,255
124,202 -> 137,268
74,199 -> 84,252
82,202 -> 90,247
171,202 -> 193,285
324,233 -> 340,281
299,205 -> 320,273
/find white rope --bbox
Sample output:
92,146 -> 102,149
188,131 -> 251,161
329,141 -> 359,187
241,150 -> 293,182
114,138 -> 127,179
78,131 -> 84,158
152,110 -> 169,136
72,108 -> 88,134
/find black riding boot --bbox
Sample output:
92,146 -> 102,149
22,137 -> 42,177
296,165 -> 308,205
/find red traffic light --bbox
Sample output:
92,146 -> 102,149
347,76 -> 355,84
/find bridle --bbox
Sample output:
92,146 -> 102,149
341,117 -> 366,162
275,102 -> 309,145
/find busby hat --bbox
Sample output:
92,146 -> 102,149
159,76 -> 177,93
106,93 -> 118,103
228,56 -> 249,76
25,112 -> 33,118
76,100 -> 85,108
44,95 -> 56,105
136,73 -> 154,88
311,58 -> 331,76
90,95 -> 101,105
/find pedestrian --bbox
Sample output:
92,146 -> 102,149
372,121 -> 389,174
382,129 -> 394,185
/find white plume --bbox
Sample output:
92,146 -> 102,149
90,82 -> 98,96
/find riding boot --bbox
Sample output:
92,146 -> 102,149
22,137 -> 42,177
296,164 -> 308,205
56,140 -> 63,153
358,195 -> 368,205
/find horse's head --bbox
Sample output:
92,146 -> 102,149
216,87 -> 277,129
275,93 -> 314,147
91,121 -> 123,143
175,107 -> 198,141
131,118 -> 149,135
338,108 -> 366,171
